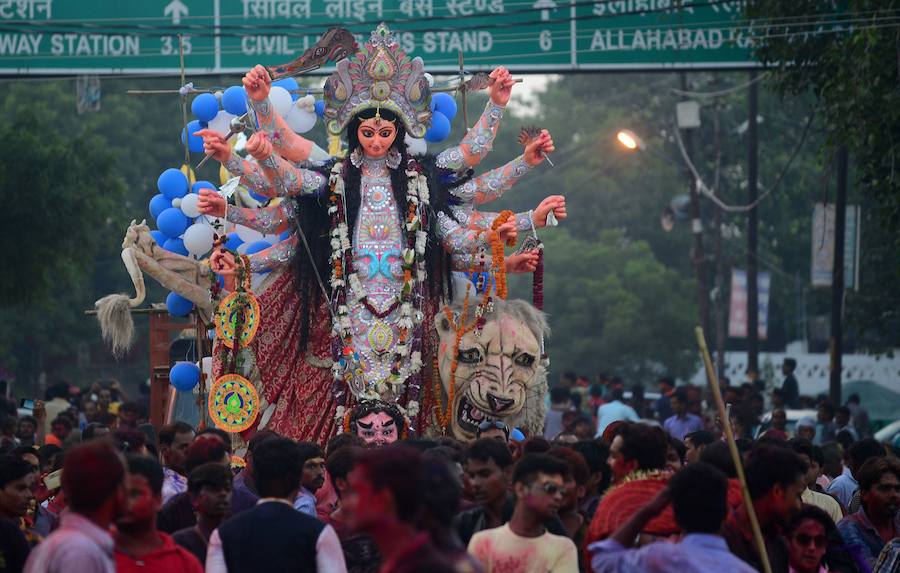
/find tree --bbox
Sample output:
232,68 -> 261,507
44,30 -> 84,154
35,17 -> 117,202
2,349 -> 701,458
746,0 -> 900,351
508,229 -> 698,381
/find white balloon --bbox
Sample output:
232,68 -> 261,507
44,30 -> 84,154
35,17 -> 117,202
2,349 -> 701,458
183,223 -> 215,257
285,104 -> 317,134
208,110 -> 236,137
405,134 -> 427,156
424,73 -> 434,87
171,197 -> 182,209
180,193 -> 201,218
269,86 -> 293,118
262,233 -> 281,244
235,224 -> 264,244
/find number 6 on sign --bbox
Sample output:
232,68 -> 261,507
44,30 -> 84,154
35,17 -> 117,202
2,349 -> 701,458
539,30 -> 552,52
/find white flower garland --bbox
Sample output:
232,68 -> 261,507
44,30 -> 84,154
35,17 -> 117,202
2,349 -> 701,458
329,158 -> 430,422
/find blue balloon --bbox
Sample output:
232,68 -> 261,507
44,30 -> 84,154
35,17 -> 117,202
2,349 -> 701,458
222,86 -> 247,115
169,361 -> 200,391
149,194 -> 171,219
273,77 -> 299,101
314,99 -> 325,117
245,240 -> 273,255
429,98 -> 437,112
150,230 -> 167,245
191,92 -> 219,122
158,168 -> 189,200
182,120 -> 206,153
432,93 -> 457,121
510,428 -> 526,442
424,111 -> 451,143
278,230 -> 291,241
224,232 -> 244,251
163,237 -> 189,256
165,292 -> 194,318
192,180 -> 216,193
157,207 -> 190,238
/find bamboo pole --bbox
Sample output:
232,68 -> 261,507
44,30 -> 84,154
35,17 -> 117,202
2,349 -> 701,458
695,326 -> 772,573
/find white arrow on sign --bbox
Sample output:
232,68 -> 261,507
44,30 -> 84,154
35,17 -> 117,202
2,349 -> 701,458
164,0 -> 189,25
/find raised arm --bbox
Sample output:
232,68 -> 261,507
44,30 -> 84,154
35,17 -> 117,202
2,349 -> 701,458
228,201 -> 295,234
452,195 -> 567,232
198,188 -> 296,234
451,130 -> 555,206
435,67 -> 516,172
243,64 -> 313,163
209,234 -> 298,280
245,132 -> 328,198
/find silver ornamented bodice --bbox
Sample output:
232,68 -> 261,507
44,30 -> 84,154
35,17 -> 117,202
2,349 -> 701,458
349,157 -> 405,389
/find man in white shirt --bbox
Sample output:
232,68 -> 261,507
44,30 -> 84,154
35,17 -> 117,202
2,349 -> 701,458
469,453 -> 578,572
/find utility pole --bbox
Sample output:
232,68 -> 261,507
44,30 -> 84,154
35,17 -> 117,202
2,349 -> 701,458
680,72 -> 711,338
829,147 -> 848,406
747,72 -> 759,376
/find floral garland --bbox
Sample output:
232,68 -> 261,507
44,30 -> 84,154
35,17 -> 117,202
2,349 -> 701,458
489,210 -> 514,300
328,156 -> 429,430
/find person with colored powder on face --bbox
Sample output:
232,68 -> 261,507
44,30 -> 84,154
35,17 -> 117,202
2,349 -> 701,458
342,445 -> 456,573
721,445 -> 809,573
468,453 -> 578,573
114,454 -> 203,573
786,505 -> 836,573
24,441 -> 127,573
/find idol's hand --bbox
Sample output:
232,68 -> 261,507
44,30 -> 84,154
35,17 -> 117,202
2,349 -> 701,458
533,195 -> 567,227
524,130 -> 555,167
243,65 -> 272,102
246,132 -> 274,162
506,250 -> 540,273
210,250 -> 237,276
496,219 -> 518,245
198,188 -> 226,218
489,67 -> 515,107
195,129 -> 232,163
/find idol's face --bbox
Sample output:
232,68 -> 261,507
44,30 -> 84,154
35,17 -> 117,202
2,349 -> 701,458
357,118 -> 397,159
355,411 -> 399,447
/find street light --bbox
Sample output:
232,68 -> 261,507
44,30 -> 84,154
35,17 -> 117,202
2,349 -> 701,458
616,129 -> 644,151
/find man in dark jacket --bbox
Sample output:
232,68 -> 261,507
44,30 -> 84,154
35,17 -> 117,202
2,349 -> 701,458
205,437 -> 346,572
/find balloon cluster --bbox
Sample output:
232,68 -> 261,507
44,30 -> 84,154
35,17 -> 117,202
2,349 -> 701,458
425,92 -> 457,143
150,167 -> 226,318
189,78 -> 319,145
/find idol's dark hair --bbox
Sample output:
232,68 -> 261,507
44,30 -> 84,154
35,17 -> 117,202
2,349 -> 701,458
289,107 -> 469,352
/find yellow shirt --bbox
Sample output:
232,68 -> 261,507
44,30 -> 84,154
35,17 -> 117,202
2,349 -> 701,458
802,487 -> 844,524
468,523 -> 578,573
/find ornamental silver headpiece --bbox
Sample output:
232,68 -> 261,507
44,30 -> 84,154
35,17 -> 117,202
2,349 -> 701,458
323,23 -> 432,138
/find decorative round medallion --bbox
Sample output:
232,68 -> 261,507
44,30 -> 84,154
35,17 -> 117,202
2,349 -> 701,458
367,321 -> 394,354
208,374 -> 260,433
216,292 -> 260,349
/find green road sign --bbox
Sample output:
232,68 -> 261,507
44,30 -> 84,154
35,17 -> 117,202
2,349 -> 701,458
3,0 -> 760,74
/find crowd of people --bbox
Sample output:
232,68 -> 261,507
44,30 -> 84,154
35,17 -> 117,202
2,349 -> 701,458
0,366 -> 898,573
